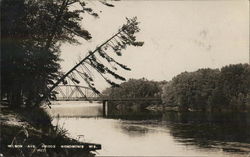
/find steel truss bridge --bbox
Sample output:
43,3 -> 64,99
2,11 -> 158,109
53,85 -> 99,101
53,85 -> 161,102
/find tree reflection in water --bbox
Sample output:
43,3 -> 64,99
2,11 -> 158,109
106,102 -> 250,154
162,112 -> 250,153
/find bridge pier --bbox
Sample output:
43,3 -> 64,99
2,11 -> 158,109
103,100 -> 108,117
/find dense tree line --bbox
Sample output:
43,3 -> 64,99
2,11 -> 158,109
1,0 -> 143,108
162,64 -> 250,111
0,0 -> 116,107
102,78 -> 165,98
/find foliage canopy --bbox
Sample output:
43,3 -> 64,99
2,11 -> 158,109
1,0 -> 143,107
162,64 -> 250,111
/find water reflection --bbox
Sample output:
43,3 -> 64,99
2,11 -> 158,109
119,123 -> 151,137
49,101 -> 103,117
162,112 -> 250,153
49,101 -> 250,156
106,101 -> 163,120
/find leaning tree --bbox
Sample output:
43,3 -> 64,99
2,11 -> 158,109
1,0 -> 144,107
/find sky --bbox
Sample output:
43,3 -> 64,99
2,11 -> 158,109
60,0 -> 249,90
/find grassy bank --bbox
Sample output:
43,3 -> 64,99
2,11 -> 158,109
0,106 -> 99,157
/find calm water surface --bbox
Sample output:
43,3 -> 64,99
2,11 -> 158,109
47,101 -> 250,156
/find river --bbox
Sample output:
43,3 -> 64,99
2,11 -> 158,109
47,101 -> 250,156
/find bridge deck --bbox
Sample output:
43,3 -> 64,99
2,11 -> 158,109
54,97 -> 161,101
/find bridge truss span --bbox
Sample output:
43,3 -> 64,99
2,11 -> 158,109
53,85 -> 100,101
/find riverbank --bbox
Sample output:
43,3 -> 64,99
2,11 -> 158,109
146,104 -> 250,112
0,104 -> 100,157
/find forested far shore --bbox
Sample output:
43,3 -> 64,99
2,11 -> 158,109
103,63 -> 250,112
102,78 -> 166,98
162,63 -> 250,112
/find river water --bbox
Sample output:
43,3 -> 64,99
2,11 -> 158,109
47,101 -> 250,156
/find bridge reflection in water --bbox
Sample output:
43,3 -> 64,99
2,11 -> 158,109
51,99 -> 162,118
49,100 -> 163,120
